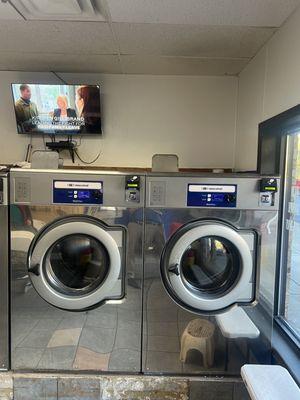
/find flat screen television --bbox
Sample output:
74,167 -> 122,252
11,83 -> 102,135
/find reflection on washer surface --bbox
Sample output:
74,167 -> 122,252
10,169 -> 144,372
143,175 -> 280,375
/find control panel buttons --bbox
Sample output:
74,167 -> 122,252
225,194 -> 236,203
53,181 -> 103,205
92,190 -> 102,200
187,184 -> 237,208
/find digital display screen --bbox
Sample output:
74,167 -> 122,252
77,190 -> 90,199
11,83 -> 101,135
213,194 -> 226,202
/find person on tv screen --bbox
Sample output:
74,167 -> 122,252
76,85 -> 101,134
14,84 -> 39,133
52,95 -> 77,125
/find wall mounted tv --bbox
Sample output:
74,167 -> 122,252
11,83 -> 102,135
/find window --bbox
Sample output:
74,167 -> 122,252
277,132 -> 300,344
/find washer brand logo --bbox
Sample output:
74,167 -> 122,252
54,181 -> 102,190
189,184 -> 236,193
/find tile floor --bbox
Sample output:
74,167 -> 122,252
11,284 -> 142,372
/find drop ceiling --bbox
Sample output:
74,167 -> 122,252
0,0 -> 299,75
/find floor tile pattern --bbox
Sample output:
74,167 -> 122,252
0,373 -> 251,400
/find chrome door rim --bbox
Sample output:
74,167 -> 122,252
162,222 -> 254,312
28,219 -> 122,310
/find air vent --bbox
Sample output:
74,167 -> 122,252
0,1 -> 21,19
10,0 -> 106,21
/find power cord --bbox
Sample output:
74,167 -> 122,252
74,148 -> 101,165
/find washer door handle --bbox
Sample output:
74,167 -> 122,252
28,263 -> 40,276
168,263 -> 180,276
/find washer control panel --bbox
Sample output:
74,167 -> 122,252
125,175 -> 141,203
259,178 -> 277,207
187,184 -> 237,207
53,181 -> 103,204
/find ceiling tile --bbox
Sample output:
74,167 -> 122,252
0,52 -> 121,73
120,55 -> 248,75
0,2 -> 23,19
114,23 -> 276,58
0,20 -> 117,55
107,0 -> 300,27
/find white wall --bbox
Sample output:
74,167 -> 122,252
235,6 -> 300,171
0,71 -> 238,169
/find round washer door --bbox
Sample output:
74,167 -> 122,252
28,217 -> 124,310
161,222 -> 255,313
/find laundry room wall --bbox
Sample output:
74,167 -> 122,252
235,5 -> 300,171
0,72 -> 237,169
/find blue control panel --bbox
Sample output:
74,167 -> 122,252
53,180 -> 103,204
187,184 -> 237,207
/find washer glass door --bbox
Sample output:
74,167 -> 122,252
161,222 -> 255,313
44,234 -> 109,296
181,236 -> 240,296
28,217 -> 124,310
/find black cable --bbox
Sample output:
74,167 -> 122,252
68,136 -> 81,148
51,71 -> 68,85
74,148 -> 101,165
25,134 -> 33,162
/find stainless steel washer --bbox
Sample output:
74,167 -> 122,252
10,169 -> 144,372
143,174 -> 280,375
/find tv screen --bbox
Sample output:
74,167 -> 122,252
11,83 -> 102,135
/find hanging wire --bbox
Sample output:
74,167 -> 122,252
74,148 -> 101,165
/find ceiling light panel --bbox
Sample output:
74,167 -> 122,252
10,0 -> 107,21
